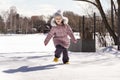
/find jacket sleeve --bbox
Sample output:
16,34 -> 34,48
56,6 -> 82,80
67,25 -> 76,42
44,27 -> 55,45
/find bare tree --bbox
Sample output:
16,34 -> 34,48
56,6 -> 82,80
0,15 -> 4,33
31,15 -> 46,33
74,0 -> 118,44
63,11 -> 81,32
9,6 -> 17,33
1,11 -> 9,33
24,17 -> 29,34
117,0 -> 120,50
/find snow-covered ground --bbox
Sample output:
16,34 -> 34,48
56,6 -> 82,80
0,34 -> 120,80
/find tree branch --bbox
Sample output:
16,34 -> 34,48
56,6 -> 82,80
74,0 -> 98,8
112,0 -> 118,16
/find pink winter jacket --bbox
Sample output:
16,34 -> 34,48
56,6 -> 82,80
44,24 -> 76,49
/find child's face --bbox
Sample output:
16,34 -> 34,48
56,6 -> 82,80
54,16 -> 63,25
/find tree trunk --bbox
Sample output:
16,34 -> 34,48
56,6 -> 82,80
95,0 -> 118,44
117,0 -> 120,50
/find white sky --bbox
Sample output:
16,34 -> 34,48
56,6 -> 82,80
0,0 -> 112,17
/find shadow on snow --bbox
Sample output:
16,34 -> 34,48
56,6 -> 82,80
3,64 -> 62,74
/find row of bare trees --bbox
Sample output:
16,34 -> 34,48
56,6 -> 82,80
0,6 -> 108,35
0,6 -> 47,34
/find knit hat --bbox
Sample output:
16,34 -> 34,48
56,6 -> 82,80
53,10 -> 63,18
51,10 -> 69,26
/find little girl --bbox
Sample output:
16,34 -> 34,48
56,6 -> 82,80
44,10 -> 77,64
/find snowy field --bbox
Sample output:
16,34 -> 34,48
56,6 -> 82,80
0,34 -> 120,80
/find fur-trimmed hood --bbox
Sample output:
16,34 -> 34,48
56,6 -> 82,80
51,17 -> 69,26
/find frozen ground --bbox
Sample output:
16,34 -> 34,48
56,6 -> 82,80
0,34 -> 120,80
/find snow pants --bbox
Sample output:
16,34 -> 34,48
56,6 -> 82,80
55,45 -> 69,63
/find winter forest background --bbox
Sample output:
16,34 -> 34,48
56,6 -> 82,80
0,0 -> 120,48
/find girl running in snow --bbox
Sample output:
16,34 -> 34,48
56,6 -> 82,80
44,10 -> 77,64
